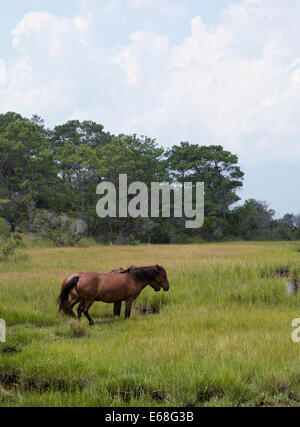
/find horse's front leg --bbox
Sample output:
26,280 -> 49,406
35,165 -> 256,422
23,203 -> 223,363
125,298 -> 134,319
114,302 -> 122,317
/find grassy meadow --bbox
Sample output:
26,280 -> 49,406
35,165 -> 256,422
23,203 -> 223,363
0,241 -> 300,407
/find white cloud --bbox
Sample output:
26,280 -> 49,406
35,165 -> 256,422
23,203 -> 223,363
109,0 -> 300,165
1,0 -> 300,169
110,31 -> 169,86
172,16 -> 232,68
2,56 -> 77,116
129,0 -> 186,18
11,11 -> 92,57
110,42 -> 140,86
0,11 -> 92,121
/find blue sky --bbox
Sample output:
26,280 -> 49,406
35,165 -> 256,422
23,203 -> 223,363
1,0 -> 300,216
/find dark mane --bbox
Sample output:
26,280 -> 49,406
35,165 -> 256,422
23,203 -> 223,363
121,265 -> 161,283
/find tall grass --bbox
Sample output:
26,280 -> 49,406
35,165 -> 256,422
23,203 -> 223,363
0,242 -> 300,407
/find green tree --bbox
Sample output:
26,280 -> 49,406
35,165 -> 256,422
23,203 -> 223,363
0,114 -> 58,230
167,143 -> 244,218
97,136 -> 165,238
230,199 -> 275,240
51,120 -> 111,151
55,141 -> 100,224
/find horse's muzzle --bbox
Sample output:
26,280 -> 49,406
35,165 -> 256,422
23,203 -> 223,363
163,285 -> 170,292
154,285 -> 161,292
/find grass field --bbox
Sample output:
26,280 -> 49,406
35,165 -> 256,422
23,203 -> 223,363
0,242 -> 300,407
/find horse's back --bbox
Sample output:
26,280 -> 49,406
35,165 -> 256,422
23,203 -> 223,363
76,272 -> 135,303
62,272 -> 85,289
76,273 -> 105,296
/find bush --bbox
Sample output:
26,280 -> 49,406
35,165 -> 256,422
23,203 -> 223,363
41,229 -> 80,247
32,210 -> 87,247
56,320 -> 87,339
117,234 -> 141,246
170,233 -> 191,244
0,234 -> 24,261
150,223 -> 172,244
69,320 -> 87,338
12,233 -> 24,248
1,239 -> 16,258
0,218 -> 10,240
75,238 -> 97,248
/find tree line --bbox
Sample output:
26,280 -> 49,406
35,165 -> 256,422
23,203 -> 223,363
0,111 -> 299,246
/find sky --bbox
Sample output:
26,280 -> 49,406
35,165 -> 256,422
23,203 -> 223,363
0,0 -> 300,217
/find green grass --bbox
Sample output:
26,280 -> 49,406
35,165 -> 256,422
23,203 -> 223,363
0,242 -> 300,407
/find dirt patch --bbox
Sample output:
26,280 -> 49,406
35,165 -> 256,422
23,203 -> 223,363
195,387 -> 224,404
261,266 -> 291,279
108,384 -> 167,403
196,389 -> 215,403
0,369 -> 88,392
0,346 -> 21,355
261,265 -> 300,294
151,389 -> 167,402
23,375 -> 88,392
183,386 -> 225,407
0,370 -> 21,387
277,382 -> 288,394
108,385 -> 146,403
135,303 -> 160,315
255,400 -> 266,407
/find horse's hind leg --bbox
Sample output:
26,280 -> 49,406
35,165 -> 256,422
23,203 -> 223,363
70,297 -> 79,311
84,311 -> 94,327
77,302 -> 84,321
114,302 -> 122,317
62,297 -> 79,319
83,300 -> 95,326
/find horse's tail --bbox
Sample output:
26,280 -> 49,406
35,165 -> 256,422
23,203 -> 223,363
58,276 -> 80,317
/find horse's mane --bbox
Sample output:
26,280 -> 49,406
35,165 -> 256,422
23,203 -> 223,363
121,265 -> 161,283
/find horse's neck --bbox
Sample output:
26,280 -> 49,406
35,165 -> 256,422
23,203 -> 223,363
136,280 -> 149,291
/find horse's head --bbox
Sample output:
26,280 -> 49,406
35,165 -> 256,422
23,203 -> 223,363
151,265 -> 170,293
127,265 -> 170,292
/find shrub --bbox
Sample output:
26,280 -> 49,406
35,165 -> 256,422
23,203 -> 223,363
1,239 -> 16,258
56,321 -> 87,339
32,210 -> 87,247
171,233 -> 191,244
0,218 -> 10,240
150,223 -> 172,244
0,233 -> 25,261
69,320 -> 87,338
117,234 -> 141,246
41,229 -> 80,247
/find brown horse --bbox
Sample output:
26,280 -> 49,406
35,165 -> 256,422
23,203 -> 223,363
58,265 -> 170,325
64,267 -> 127,313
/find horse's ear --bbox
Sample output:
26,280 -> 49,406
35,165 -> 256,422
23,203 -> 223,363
156,265 -> 162,271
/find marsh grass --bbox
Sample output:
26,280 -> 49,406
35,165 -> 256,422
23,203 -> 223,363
0,242 -> 300,407
55,320 -> 88,339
